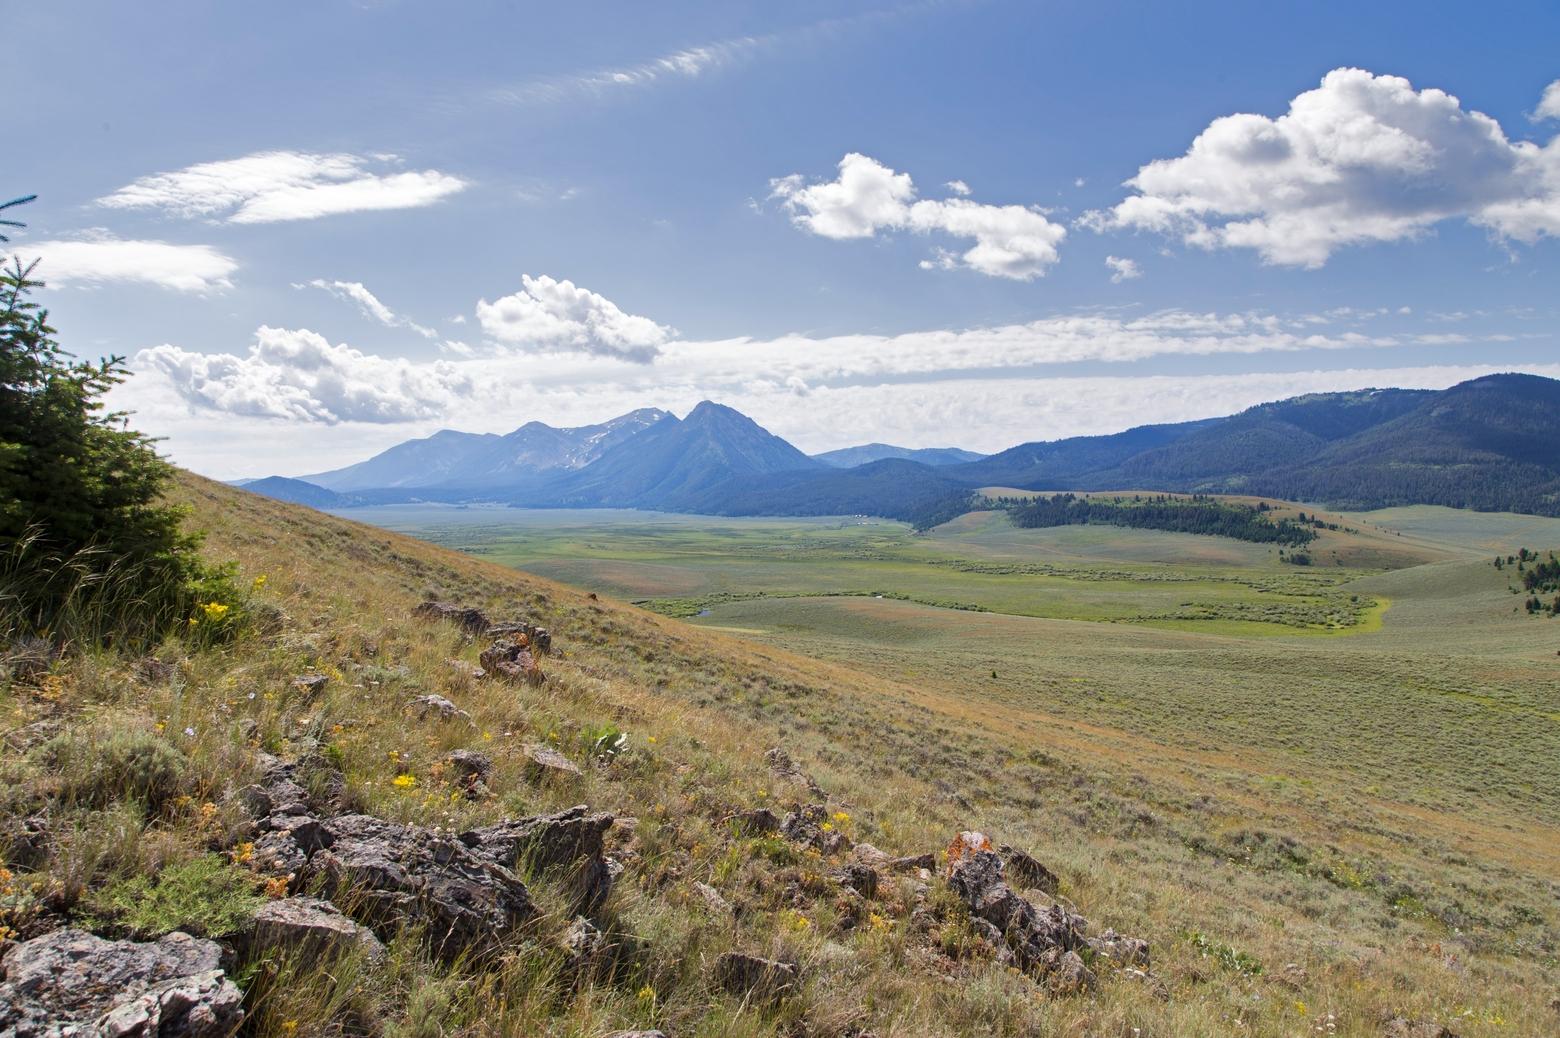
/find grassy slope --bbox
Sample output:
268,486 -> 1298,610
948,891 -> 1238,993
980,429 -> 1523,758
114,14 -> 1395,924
4,474 -> 1557,1037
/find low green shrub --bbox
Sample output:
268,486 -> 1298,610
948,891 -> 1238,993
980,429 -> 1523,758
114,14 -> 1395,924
82,854 -> 263,938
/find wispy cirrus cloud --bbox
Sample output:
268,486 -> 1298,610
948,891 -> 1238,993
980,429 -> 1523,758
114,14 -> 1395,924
9,232 -> 237,292
298,279 -> 438,339
98,151 -> 467,224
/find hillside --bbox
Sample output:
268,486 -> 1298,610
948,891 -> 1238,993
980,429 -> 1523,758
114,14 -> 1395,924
3,473 -> 1555,1035
813,443 -> 986,468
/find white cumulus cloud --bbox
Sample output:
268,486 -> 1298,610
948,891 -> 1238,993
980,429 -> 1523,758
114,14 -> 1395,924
9,233 -> 236,292
771,153 -> 1067,279
475,275 -> 671,362
99,151 -> 467,224
137,326 -> 472,424
1084,68 -> 1560,266
301,279 -> 437,339
1536,79 -> 1560,121
1105,256 -> 1141,282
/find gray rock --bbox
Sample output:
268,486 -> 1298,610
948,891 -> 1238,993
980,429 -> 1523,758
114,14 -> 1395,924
0,929 -> 242,1038
250,896 -> 385,965
480,639 -> 544,684
96,970 -> 245,1038
732,807 -> 779,835
414,601 -> 491,634
444,749 -> 492,785
305,813 -> 537,958
713,952 -> 799,1000
1088,927 -> 1150,968
1000,843 -> 1060,896
779,803 -> 847,853
462,806 -> 617,916
693,881 -> 734,916
408,694 -> 470,722
522,743 -> 582,782
561,916 -> 606,968
946,843 -> 1091,979
291,672 -> 329,695
835,862 -> 879,898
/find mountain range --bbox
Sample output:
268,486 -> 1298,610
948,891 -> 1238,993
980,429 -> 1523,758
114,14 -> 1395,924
248,373 -> 1560,524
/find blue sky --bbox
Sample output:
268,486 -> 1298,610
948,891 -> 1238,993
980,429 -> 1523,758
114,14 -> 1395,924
8,0 -> 1560,477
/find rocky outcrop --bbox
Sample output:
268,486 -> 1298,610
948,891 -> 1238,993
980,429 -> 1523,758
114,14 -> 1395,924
0,929 -> 243,1037
488,620 -> 552,656
299,813 -> 535,958
764,746 -> 824,797
414,601 -> 491,634
945,830 -> 1148,994
239,752 -> 614,957
480,638 -> 544,685
291,672 -> 329,695
462,806 -> 619,917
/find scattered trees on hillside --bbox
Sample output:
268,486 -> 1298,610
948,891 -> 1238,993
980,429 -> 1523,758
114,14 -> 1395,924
1000,493 -> 1318,546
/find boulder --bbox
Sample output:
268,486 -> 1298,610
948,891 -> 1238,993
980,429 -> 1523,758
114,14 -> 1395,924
523,743 -> 583,782
408,694 -> 470,722
250,896 -> 386,965
446,659 -> 486,680
561,915 -> 607,968
713,952 -> 799,1000
1046,950 -> 1096,996
0,929 -> 242,1038
1000,843 -> 1060,896
414,601 -> 491,634
480,638 -> 544,684
764,746 -> 824,796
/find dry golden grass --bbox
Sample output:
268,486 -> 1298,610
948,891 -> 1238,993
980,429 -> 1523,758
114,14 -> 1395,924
1,472 -> 1555,1037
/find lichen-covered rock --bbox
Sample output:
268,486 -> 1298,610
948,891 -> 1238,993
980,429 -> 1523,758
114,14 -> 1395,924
732,807 -> 780,835
780,803 -> 848,853
693,881 -> 734,916
835,862 -> 879,898
0,929 -> 242,1038
304,813 -> 537,958
414,601 -> 491,633
250,896 -> 386,965
292,672 -> 329,695
488,620 -> 551,655
443,749 -> 493,796
1088,927 -> 1150,968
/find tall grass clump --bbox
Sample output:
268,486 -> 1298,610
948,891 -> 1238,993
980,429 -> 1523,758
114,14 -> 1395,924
0,197 -> 242,653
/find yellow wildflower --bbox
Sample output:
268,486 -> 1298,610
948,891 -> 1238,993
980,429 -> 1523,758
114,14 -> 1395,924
820,821 -> 834,832
252,574 -> 268,591
280,1021 -> 298,1035
832,811 -> 851,824
200,602 -> 230,621
392,773 -> 418,789
231,842 -> 255,865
